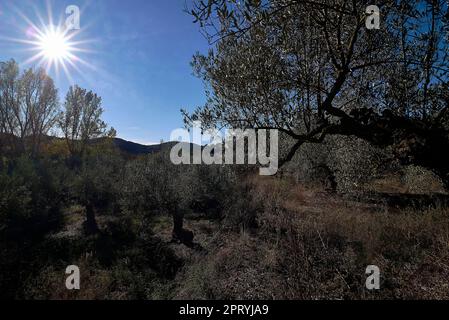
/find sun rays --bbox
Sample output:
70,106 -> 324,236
3,2 -> 97,83
37,26 -> 71,61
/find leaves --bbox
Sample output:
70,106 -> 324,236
186,0 -> 449,154
59,85 -> 112,157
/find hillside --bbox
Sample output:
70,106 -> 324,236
0,133 -> 177,157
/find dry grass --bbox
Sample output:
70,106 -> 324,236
24,257 -> 114,300
257,176 -> 449,299
23,174 -> 449,300
175,175 -> 449,300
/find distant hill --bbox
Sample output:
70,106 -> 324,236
0,133 -> 180,157
110,138 -> 163,155
91,138 -> 181,156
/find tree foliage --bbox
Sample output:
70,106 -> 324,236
59,85 -> 116,158
185,0 -> 449,178
0,60 -> 59,155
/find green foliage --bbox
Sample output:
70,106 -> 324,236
120,151 -> 238,219
0,156 -> 64,237
74,151 -> 124,210
59,85 -> 116,158
0,59 -> 60,156
0,160 -> 32,230
0,156 -> 66,298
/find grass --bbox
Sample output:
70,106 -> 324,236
174,175 -> 449,300
19,174 -> 449,300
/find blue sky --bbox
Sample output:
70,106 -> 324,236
0,0 -> 210,145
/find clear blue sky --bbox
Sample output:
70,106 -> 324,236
0,0 -> 210,145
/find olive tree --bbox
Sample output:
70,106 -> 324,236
59,85 -> 116,233
185,0 -> 449,183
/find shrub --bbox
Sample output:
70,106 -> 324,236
283,135 -> 396,194
0,156 -> 66,298
328,136 -> 394,194
120,152 -> 239,220
401,165 -> 446,194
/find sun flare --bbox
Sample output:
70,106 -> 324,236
3,3 -> 96,83
37,27 -> 71,61
14,19 -> 96,83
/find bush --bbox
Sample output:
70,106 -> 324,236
283,135 -> 396,193
120,152 -> 239,220
0,156 -> 66,298
401,165 -> 446,194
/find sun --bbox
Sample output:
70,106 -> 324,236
37,26 -> 71,61
27,23 -> 79,71
21,23 -> 85,81
3,5 -> 95,82
19,21 -> 94,82
0,2 -> 97,84
2,3 -> 97,82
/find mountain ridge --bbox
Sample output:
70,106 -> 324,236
0,133 -> 180,156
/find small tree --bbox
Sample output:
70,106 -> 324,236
60,85 -> 116,233
0,60 -> 20,152
60,85 -> 115,159
21,68 -> 59,156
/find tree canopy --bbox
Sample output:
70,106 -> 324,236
60,85 -> 116,158
185,0 -> 449,180
0,60 -> 59,155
